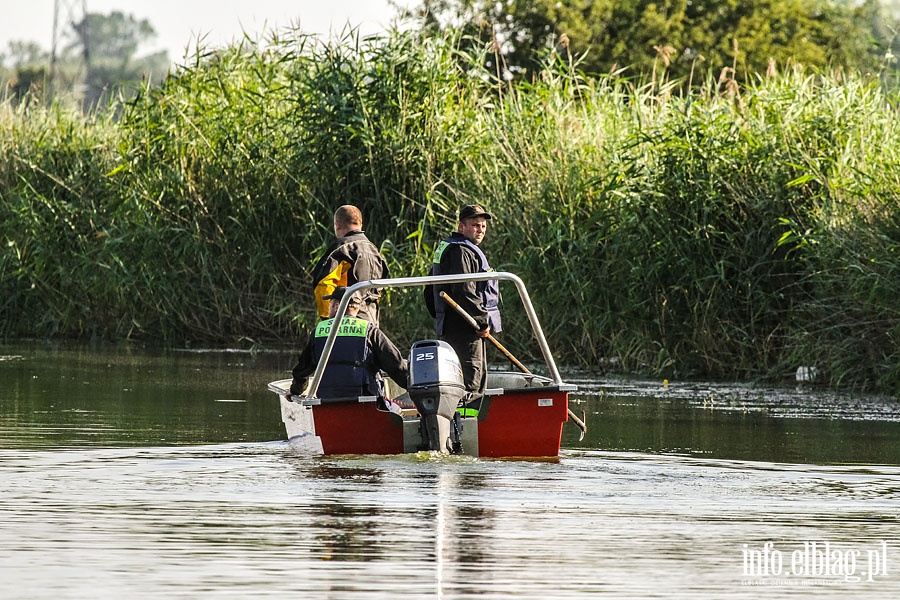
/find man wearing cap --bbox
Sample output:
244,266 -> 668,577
424,204 -> 502,400
312,205 -> 389,325
290,286 -> 408,399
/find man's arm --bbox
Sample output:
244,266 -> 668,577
350,238 -> 389,282
369,328 -> 409,389
289,339 -> 316,395
443,245 -> 489,330
423,264 -> 437,318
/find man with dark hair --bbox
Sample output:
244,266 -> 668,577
312,205 -> 389,324
424,205 -> 501,400
291,287 -> 408,400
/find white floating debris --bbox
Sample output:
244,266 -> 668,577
795,366 -> 818,382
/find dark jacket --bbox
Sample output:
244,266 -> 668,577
312,230 -> 389,322
424,232 -> 501,336
290,315 -> 408,397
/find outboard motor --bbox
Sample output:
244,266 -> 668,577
407,340 -> 467,453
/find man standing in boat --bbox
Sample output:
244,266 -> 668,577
312,205 -> 388,325
290,287 -> 408,401
424,204 -> 502,400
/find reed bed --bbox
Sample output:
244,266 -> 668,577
2,28 -> 900,393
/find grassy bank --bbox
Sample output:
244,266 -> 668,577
2,28 -> 899,393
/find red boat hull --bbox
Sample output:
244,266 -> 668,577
312,401 -> 405,455
289,385 -> 571,458
474,389 -> 569,457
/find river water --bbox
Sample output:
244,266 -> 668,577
1,342 -> 899,598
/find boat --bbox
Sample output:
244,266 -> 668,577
266,272 -> 581,458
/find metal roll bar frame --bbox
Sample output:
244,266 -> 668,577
306,272 -> 562,400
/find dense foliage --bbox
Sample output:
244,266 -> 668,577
412,0 -> 896,85
2,28 -> 900,393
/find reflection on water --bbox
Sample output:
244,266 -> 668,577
1,343 -> 899,598
0,341 -> 287,448
1,445 -> 898,599
567,374 -> 900,465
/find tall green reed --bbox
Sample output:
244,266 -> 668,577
2,28 -> 900,393
0,100 -> 121,337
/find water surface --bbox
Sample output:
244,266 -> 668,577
1,343 -> 898,598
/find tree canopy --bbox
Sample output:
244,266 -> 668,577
411,0 -> 895,84
69,11 -> 169,109
2,11 -> 169,110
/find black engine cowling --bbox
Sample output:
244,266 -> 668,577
407,340 -> 467,452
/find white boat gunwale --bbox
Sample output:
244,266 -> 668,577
268,376 -> 578,408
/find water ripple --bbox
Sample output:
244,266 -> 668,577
3,445 -> 898,598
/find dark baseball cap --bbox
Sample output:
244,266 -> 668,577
458,204 -> 494,221
323,287 -> 363,304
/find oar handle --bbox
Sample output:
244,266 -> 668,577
438,290 -> 586,439
439,291 -> 532,374
439,291 -> 481,331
